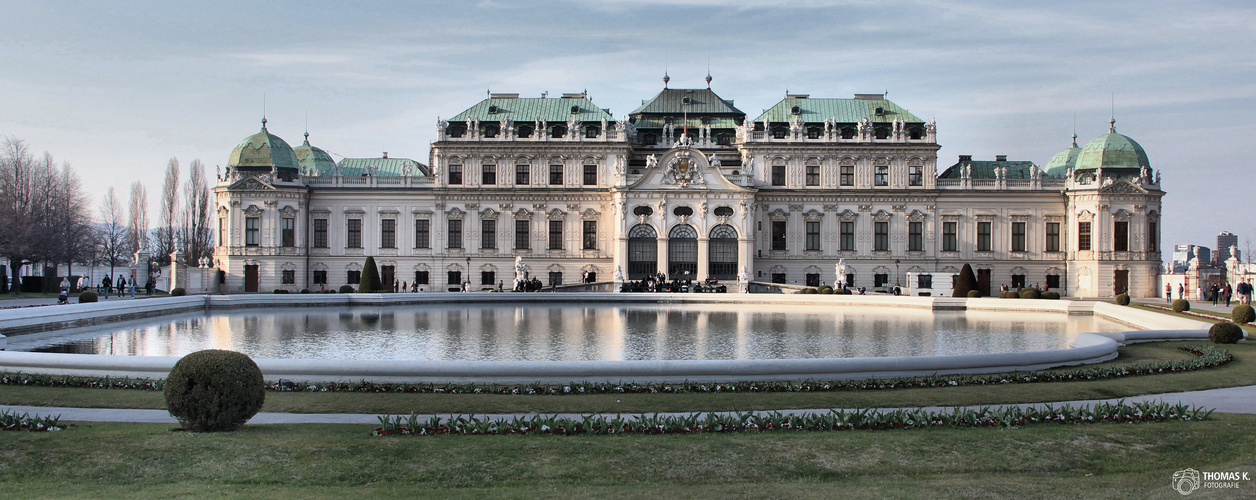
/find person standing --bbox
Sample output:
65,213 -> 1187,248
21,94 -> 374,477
1224,282 -> 1233,307
1177,283 -> 1184,300
101,274 -> 112,299
117,275 -> 126,296
1165,283 -> 1172,304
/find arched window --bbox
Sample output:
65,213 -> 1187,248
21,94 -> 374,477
627,224 -> 658,280
708,224 -> 739,281
668,224 -> 698,279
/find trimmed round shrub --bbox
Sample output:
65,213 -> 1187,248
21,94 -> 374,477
1209,322 -> 1245,344
1115,293 -> 1130,306
170,287 -> 186,296
77,290 -> 98,303
1020,289 -> 1040,299
818,285 -> 833,294
163,349 -> 265,432
998,291 -> 1016,299
1232,304 -> 1255,324
339,284 -> 355,293
966,290 -> 981,298
1172,299 -> 1190,313
300,289 -> 310,294
835,288 -> 852,295
801,288 -> 818,294
1041,291 -> 1061,300
272,289 -> 289,294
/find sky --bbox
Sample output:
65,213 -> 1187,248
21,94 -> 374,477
2,0 -> 1253,259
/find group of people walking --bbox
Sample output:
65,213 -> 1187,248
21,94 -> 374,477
1166,280 -> 1252,306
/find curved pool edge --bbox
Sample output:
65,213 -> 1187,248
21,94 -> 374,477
0,293 -> 1219,384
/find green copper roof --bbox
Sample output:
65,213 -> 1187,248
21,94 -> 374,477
939,159 -> 1038,179
451,96 -> 614,123
755,97 -> 924,124
630,88 -> 744,116
1042,134 -> 1081,178
329,157 -> 428,177
632,116 -> 741,129
293,132 -> 336,176
1073,120 -> 1150,172
227,119 -> 299,170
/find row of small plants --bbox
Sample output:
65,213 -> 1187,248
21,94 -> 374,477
0,409 -> 67,432
3,346 -> 1228,395
371,400 -> 1213,436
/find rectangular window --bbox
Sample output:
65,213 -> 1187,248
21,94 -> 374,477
1011,221 -> 1026,252
583,165 -> 597,186
874,166 -> 888,186
218,218 -> 225,247
1012,274 -> 1026,288
977,221 -> 992,252
918,274 -> 933,289
481,271 -> 495,286
805,165 -> 819,186
1148,221 -> 1158,252
875,274 -> 888,288
1078,222 -> 1092,251
548,271 -> 562,286
281,217 -> 295,247
313,219 -> 328,248
447,219 -> 462,249
281,269 -> 295,284
943,221 -> 957,252
380,219 -> 396,249
515,220 -> 530,250
1046,275 -> 1060,290
805,221 -> 821,251
1114,221 -> 1129,252
481,164 -> 496,185
840,221 -> 855,251
771,221 -> 787,250
415,219 -> 430,249
771,273 -> 787,284
346,218 -> 362,248
414,271 -> 429,285
481,219 -> 496,250
548,220 -> 562,250
909,221 -> 923,251
448,271 -> 461,287
805,273 -> 820,287
772,165 -> 785,186
874,221 -> 889,251
448,164 -> 462,185
549,164 -> 563,185
908,166 -> 923,186
1045,222 -> 1060,252
312,270 -> 327,285
583,220 -> 597,250
245,217 -> 259,246
347,270 -> 360,285
515,164 -> 530,185
840,166 -> 854,186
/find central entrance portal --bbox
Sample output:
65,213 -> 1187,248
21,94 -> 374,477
708,224 -> 738,281
627,224 -> 657,280
668,224 -> 698,280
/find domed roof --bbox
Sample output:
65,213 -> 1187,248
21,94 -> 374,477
1073,119 -> 1149,173
1042,133 -> 1081,178
293,132 -> 336,176
227,118 -> 299,170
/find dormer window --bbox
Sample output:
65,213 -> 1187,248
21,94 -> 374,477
700,116 -> 710,125
516,124 -> 533,138
791,105 -> 801,115
807,127 -> 821,139
570,105 -> 580,114
681,97 -> 692,104
585,126 -> 599,138
875,107 -> 884,115
664,116 -> 673,124
488,105 -> 498,114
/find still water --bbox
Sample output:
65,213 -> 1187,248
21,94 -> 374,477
18,304 -> 1128,361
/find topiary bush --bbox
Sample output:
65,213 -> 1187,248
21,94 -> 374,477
1209,322 -> 1245,344
1232,304 -> 1255,324
1021,289 -> 1040,299
818,285 -> 833,294
170,287 -> 186,296
801,288 -> 818,294
272,289 -> 289,294
967,290 -> 981,298
1172,299 -> 1190,313
998,291 -> 1015,298
78,290 -> 98,303
339,284 -> 355,293
953,263 -> 978,298
359,256 -> 382,293
835,288 -> 852,295
1115,293 -> 1130,306
163,349 -> 265,432
1041,291 -> 1061,300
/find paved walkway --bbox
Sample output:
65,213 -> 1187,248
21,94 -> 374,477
4,385 -> 1254,425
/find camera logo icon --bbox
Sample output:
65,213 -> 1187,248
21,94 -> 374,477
1173,468 -> 1201,495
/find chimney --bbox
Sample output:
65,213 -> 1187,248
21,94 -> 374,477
958,155 -> 972,162
383,152 -> 389,159
995,155 -> 1007,162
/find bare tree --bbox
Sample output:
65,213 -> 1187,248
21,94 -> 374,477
127,181 -> 149,256
155,158 -> 180,262
180,159 -> 214,264
0,137 -> 92,293
49,162 -> 94,286
98,186 -> 129,284
0,137 -> 39,293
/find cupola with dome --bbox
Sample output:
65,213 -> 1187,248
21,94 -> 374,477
293,131 -> 336,176
227,118 -> 301,182
1071,118 -> 1151,177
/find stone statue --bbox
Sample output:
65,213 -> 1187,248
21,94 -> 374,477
1155,170 -> 1161,184
514,256 -> 528,289
645,154 -> 658,170
835,258 -> 848,288
615,155 -> 627,175
613,265 -> 624,282
708,154 -> 721,169
737,266 -> 750,293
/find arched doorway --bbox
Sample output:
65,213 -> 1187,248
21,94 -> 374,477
627,224 -> 657,280
708,224 -> 738,281
668,224 -> 698,279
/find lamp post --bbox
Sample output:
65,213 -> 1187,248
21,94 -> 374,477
466,256 -> 471,292
895,259 -> 901,287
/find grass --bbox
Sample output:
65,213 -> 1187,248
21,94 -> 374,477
0,415 -> 1253,498
1,341 -> 1251,414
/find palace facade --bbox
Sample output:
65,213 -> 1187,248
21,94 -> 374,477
212,80 -> 1164,297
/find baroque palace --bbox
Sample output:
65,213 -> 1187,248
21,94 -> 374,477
212,78 -> 1164,297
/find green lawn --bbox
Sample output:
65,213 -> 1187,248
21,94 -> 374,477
1,416 -> 1253,499
1,341 -> 1251,415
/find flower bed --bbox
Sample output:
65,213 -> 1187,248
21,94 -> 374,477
371,400 -> 1212,437
0,409 -> 66,432
0,346 -> 1233,395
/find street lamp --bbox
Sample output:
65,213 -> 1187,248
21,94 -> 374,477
895,259 -> 901,287
466,256 -> 471,292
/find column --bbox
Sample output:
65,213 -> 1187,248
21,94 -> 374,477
696,237 -> 710,280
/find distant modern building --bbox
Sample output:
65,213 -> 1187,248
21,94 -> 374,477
210,78 -> 1165,297
1170,244 -> 1211,274
1216,231 -> 1238,264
